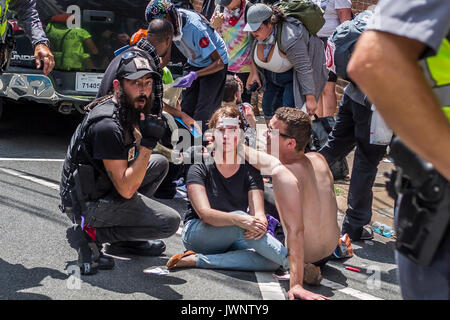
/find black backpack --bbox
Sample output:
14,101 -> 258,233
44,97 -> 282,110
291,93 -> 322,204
328,10 -> 374,81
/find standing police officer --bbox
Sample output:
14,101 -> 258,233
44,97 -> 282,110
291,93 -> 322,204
1,0 -> 55,74
348,0 -> 450,299
145,0 -> 228,131
60,48 -> 180,275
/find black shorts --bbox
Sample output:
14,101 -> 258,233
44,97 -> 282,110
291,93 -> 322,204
320,37 -> 338,83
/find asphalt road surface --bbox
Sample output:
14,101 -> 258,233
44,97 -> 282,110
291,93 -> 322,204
0,101 -> 402,301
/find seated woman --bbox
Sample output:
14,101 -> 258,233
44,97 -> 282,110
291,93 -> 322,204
244,4 -> 328,122
166,106 -> 289,271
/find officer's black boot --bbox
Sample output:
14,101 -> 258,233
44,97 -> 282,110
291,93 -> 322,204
66,225 -> 99,275
66,225 -> 115,275
98,251 -> 115,270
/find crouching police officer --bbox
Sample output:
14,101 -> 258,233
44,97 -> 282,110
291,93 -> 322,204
59,48 -> 181,275
348,0 -> 450,299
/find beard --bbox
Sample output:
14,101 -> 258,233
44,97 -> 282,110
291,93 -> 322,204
117,87 -> 152,133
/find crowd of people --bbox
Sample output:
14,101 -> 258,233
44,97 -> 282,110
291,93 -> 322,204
12,0 -> 447,300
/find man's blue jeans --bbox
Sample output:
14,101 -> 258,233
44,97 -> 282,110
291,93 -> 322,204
181,211 -> 289,271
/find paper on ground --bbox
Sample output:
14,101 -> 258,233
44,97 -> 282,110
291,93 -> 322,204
143,267 -> 170,275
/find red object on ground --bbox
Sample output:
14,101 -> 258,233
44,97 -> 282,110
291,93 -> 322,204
345,266 -> 361,272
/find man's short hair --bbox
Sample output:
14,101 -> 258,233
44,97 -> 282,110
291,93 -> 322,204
223,74 -> 239,103
274,107 -> 312,152
147,18 -> 174,44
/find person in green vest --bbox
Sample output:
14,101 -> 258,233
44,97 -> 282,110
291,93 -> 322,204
348,0 -> 450,300
1,0 -> 55,74
45,14 -> 98,71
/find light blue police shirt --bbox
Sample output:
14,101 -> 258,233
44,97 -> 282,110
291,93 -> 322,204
175,8 -> 228,68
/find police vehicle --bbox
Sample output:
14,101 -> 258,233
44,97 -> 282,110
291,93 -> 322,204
0,0 -> 184,121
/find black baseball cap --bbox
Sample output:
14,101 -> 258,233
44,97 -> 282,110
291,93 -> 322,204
116,49 -> 160,80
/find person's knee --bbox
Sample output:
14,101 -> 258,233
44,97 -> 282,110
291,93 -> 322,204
150,154 -> 169,173
160,208 -> 181,238
148,154 -> 169,183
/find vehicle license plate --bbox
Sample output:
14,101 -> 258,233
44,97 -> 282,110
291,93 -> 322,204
76,73 -> 103,93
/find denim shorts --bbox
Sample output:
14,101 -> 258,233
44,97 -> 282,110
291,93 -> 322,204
262,68 -> 295,120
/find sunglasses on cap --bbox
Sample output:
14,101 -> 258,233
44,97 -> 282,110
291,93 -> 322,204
121,50 -> 140,60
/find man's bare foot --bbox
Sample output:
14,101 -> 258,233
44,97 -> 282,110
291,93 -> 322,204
303,263 -> 323,286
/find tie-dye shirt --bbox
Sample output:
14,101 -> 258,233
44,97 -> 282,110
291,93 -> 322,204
215,3 -> 251,74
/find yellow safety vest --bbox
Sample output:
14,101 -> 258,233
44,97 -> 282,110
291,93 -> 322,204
420,34 -> 450,122
0,0 -> 11,42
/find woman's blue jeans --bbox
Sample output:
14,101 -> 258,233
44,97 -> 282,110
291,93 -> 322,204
262,69 -> 295,120
181,211 -> 289,271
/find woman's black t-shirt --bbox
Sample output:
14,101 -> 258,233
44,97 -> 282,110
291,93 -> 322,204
184,161 -> 264,223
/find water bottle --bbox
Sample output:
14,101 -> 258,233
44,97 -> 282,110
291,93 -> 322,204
372,221 -> 394,237
382,225 -> 394,237
372,221 -> 382,234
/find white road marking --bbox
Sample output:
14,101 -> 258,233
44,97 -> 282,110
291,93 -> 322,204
0,167 -> 59,190
339,287 -> 384,300
0,158 -> 64,162
255,272 -> 286,300
320,278 -> 384,300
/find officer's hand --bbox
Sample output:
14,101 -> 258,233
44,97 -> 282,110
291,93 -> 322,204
139,114 -> 166,149
173,71 -> 198,88
34,43 -> 55,75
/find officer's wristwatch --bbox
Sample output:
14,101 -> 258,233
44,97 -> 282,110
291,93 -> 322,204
34,40 -> 50,48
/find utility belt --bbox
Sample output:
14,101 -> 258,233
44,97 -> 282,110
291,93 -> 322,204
59,162 -> 113,225
386,137 -> 450,267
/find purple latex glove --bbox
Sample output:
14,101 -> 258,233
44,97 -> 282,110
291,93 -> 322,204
266,214 -> 280,238
173,71 -> 198,88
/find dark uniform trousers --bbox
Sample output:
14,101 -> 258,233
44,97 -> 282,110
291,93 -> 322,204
83,154 -> 181,244
181,64 -> 228,131
319,94 -> 387,239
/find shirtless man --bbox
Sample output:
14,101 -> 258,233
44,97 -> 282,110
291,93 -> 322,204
243,107 -> 340,300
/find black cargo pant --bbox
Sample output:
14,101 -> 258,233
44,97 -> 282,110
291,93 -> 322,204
83,154 -> 181,244
181,64 -> 228,131
319,94 -> 387,239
